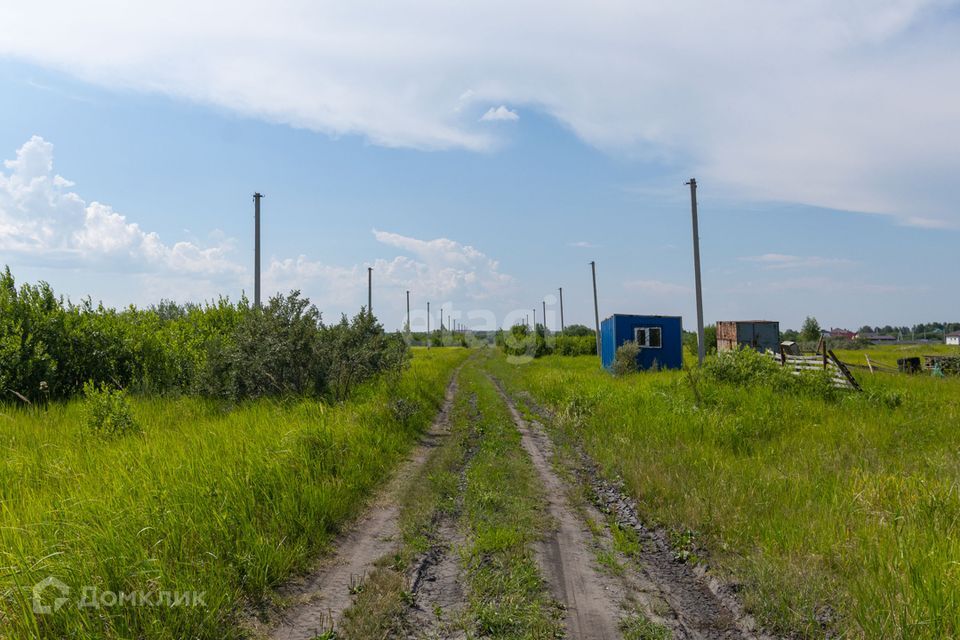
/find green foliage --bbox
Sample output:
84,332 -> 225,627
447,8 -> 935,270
683,324 -> 717,356
0,268 -> 409,403
554,334 -> 596,356
611,340 -> 640,376
801,316 -> 822,342
499,323 -> 552,359
81,381 -> 140,437
705,347 -> 840,400
0,348 -> 467,639
562,323 -> 594,337
488,351 -> 960,639
322,312 -> 410,401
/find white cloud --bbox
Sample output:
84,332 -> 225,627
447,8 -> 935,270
738,253 -> 855,270
0,136 -> 241,277
265,229 -> 515,323
479,105 -> 519,122
1,2 -> 956,225
568,240 -> 599,248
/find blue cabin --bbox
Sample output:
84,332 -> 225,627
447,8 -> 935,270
600,314 -> 684,371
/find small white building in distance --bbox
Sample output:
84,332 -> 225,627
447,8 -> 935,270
947,331 -> 960,347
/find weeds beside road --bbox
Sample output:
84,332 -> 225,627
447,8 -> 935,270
0,348 -> 468,640
487,351 -> 960,638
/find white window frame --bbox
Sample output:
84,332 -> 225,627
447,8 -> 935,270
634,326 -> 662,349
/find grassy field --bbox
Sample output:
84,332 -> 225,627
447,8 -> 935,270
0,347 -> 468,640
486,351 -> 960,638
833,342 -> 959,369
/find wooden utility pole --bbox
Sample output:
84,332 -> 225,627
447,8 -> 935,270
686,178 -> 705,366
253,193 -> 263,308
591,261 -> 600,359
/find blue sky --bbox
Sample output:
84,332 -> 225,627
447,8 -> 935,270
1,1 -> 957,332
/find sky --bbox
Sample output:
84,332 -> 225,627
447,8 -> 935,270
0,0 -> 957,332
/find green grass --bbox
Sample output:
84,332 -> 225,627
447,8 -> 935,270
0,347 -> 468,640
340,355 -> 475,638
485,351 -> 960,639
458,363 -> 563,639
833,342 -> 959,369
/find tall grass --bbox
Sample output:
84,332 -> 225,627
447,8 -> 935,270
485,352 -> 960,638
0,347 -> 467,639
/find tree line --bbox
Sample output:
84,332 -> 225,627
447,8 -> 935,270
0,267 -> 408,404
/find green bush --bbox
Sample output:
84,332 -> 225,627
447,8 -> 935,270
499,324 -> 552,359
611,341 -> 640,376
554,335 -> 596,356
81,381 -> 140,436
0,267 -> 409,403
705,348 -> 841,400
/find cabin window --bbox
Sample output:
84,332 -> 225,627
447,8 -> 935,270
634,326 -> 662,348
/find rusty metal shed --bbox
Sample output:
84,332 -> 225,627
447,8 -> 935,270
717,321 -> 780,352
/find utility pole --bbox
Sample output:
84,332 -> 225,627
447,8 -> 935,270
406,290 -> 410,333
542,300 -> 547,333
367,267 -> 373,316
558,287 -> 565,333
686,178 -> 705,366
440,307 -> 444,332
253,192 -> 263,308
427,302 -> 431,349
590,261 -> 600,359
533,308 -> 537,330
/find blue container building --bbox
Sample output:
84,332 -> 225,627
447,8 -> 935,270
600,314 -> 684,371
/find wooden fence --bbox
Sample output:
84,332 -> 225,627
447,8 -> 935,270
764,347 -> 861,391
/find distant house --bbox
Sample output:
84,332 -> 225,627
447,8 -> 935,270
829,328 -> 855,340
947,331 -> 960,347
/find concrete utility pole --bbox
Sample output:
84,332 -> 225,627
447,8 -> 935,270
253,193 -> 263,308
558,287 -> 565,333
406,290 -> 410,333
590,261 -> 601,359
686,178 -> 706,366
427,302 -> 431,349
367,267 -> 373,316
542,300 -> 547,333
533,308 -> 537,330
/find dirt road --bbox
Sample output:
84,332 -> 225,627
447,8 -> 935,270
494,377 -> 623,639
267,373 -> 460,640
262,361 -> 774,639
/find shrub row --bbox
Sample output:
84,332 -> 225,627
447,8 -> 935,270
0,267 -> 407,403
495,324 -> 596,359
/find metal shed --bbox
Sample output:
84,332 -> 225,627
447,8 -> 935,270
717,320 -> 780,352
600,314 -> 684,371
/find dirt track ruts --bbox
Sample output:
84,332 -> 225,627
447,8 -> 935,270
503,382 -> 777,640
268,371 -> 461,640
492,376 -> 622,640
